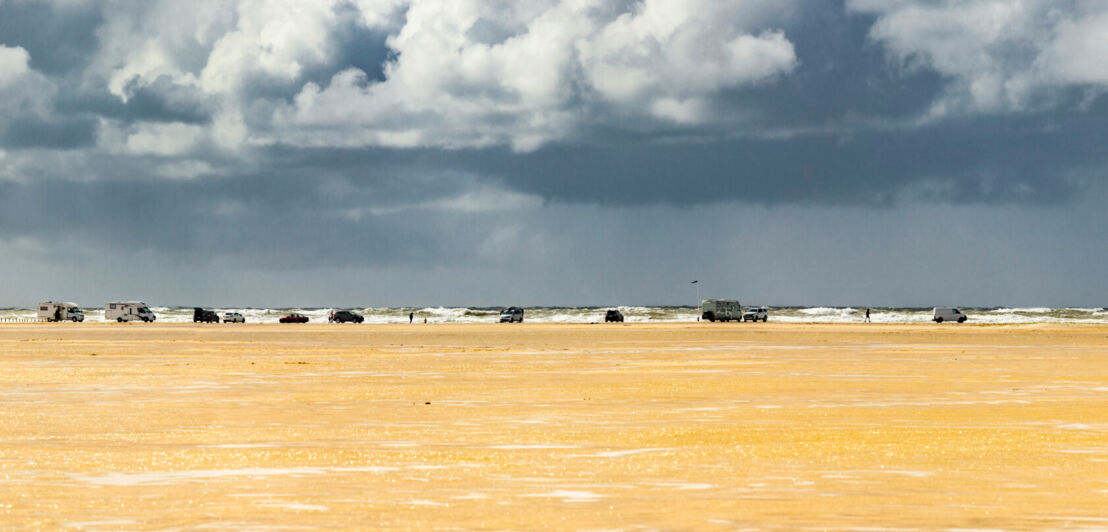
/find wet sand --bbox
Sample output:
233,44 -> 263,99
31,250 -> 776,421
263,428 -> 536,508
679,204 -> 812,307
1,322 -> 1106,530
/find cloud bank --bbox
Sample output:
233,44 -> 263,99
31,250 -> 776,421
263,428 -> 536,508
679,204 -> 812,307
0,0 -> 1106,306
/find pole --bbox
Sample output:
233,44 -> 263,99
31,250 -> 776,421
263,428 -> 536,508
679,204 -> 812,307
692,280 -> 700,321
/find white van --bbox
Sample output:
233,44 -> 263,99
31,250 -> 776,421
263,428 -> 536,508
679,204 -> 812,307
701,299 -> 742,322
38,301 -> 85,322
105,302 -> 156,322
932,307 -> 967,323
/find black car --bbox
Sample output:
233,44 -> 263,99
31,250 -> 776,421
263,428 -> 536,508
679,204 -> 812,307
605,309 -> 624,322
328,310 -> 364,323
193,307 -> 220,323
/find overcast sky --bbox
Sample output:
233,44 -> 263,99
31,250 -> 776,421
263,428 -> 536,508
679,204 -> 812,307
1,0 -> 1106,308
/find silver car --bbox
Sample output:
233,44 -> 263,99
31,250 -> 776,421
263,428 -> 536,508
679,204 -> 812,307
743,307 -> 768,322
499,307 -> 524,323
222,312 -> 246,323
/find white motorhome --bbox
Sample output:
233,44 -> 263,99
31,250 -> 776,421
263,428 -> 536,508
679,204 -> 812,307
701,299 -> 742,322
105,301 -> 156,322
932,307 -> 967,323
38,301 -> 84,322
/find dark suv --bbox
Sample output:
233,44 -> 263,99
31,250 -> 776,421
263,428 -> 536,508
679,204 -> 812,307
193,308 -> 220,323
605,309 -> 624,322
328,310 -> 365,323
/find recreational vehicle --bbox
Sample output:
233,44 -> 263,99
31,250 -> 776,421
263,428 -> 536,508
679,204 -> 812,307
701,299 -> 742,322
105,301 -> 156,322
37,301 -> 84,322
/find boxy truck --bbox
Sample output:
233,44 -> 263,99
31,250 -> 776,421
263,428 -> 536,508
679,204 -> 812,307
38,301 -> 85,322
105,301 -> 156,322
701,299 -> 742,322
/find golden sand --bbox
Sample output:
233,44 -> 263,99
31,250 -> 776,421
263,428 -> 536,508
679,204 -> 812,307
1,322 -> 1106,529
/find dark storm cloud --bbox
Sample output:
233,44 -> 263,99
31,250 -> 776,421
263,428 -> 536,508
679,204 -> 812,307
727,4 -> 944,125
0,1 -> 102,75
406,109 -> 1101,207
54,76 -> 217,125
0,158 -> 493,268
0,114 -> 97,149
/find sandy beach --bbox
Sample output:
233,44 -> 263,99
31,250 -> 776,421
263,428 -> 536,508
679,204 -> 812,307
2,322 -> 1106,529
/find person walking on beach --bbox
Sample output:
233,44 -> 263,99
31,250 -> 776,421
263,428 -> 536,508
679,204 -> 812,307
409,311 -> 414,324
864,308 -> 871,323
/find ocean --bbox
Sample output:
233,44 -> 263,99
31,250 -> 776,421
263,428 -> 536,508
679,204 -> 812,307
2,306 -> 1106,324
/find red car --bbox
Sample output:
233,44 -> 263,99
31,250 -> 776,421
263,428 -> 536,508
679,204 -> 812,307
279,313 -> 309,323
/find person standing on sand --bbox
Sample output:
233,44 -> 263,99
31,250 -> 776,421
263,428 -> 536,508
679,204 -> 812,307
864,308 -> 871,323
409,311 -> 414,324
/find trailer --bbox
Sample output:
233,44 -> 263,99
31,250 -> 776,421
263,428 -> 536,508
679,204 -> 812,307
105,301 -> 156,322
701,299 -> 742,322
37,301 -> 85,322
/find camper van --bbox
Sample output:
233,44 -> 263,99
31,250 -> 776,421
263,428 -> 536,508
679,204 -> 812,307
105,302 -> 156,322
701,299 -> 742,322
37,301 -> 84,322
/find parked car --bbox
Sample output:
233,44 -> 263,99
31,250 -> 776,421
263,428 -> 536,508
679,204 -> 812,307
499,307 -> 524,323
279,313 -> 309,323
743,307 -> 768,322
605,309 -> 624,322
223,312 -> 245,323
193,308 -> 220,323
933,307 -> 967,323
328,310 -> 364,323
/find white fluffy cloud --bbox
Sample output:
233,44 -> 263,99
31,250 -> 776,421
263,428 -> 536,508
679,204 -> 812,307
200,0 -> 343,94
0,45 -> 57,124
849,0 -> 1108,115
0,45 -> 32,88
42,0 -> 797,152
274,0 -> 799,150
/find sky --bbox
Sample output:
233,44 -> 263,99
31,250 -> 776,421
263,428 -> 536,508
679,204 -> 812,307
0,0 -> 1106,308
